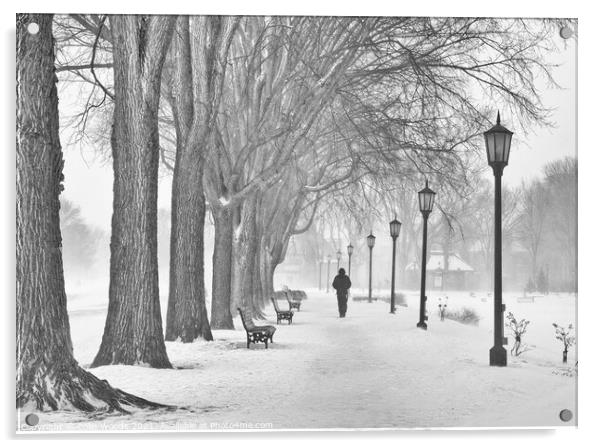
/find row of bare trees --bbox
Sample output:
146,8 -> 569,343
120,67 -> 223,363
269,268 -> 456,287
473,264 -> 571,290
18,14 -> 567,412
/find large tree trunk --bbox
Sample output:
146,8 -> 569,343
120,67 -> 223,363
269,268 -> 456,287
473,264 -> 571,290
165,160 -> 212,341
211,207 -> 234,329
165,16 -> 238,339
251,229 -> 266,310
259,241 -> 274,302
165,17 -> 212,342
92,15 -> 175,368
231,197 -> 265,318
17,14 -> 164,411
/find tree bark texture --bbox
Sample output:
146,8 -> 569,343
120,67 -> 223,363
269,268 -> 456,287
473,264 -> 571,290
92,15 -> 176,368
210,206 -> 234,329
16,14 -> 165,411
231,197 -> 265,318
165,16 -> 238,340
165,17 -> 210,342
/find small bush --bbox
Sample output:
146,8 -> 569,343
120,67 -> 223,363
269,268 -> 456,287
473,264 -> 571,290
505,311 -> 530,356
445,307 -> 480,325
552,323 -> 575,364
438,297 -> 448,321
375,293 -> 407,306
353,293 -> 407,306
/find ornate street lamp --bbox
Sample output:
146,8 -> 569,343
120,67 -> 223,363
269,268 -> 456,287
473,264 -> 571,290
336,249 -> 342,270
417,180 -> 436,330
389,218 -> 402,314
347,244 -> 354,277
326,254 -> 332,293
367,233 -> 376,303
484,111 -> 513,367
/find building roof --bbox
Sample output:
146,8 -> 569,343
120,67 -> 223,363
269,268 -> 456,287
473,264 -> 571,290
405,251 -> 474,272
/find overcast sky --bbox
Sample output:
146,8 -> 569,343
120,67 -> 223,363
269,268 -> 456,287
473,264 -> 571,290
59,27 -> 577,233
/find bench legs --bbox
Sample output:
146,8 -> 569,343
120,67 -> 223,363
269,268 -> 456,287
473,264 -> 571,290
246,331 -> 273,349
276,312 -> 293,325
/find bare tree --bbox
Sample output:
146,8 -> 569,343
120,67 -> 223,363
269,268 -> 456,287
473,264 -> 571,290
162,16 -> 238,342
92,15 -> 176,368
543,157 -> 577,291
17,13 -> 165,411
516,179 -> 550,280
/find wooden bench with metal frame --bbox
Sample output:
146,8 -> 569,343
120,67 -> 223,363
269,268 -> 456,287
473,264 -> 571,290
271,296 -> 294,324
237,307 -> 276,349
285,290 -> 301,311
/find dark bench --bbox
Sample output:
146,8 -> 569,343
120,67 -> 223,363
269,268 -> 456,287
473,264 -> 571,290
237,307 -> 276,349
290,290 -> 307,301
285,290 -> 301,311
286,293 -> 301,311
271,297 -> 294,324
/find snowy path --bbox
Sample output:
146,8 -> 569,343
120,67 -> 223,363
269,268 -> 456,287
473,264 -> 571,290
24,290 -> 576,431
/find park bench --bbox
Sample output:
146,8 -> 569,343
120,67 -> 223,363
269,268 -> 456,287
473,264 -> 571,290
290,290 -> 307,301
271,296 -> 294,324
237,307 -> 276,349
285,290 -> 301,311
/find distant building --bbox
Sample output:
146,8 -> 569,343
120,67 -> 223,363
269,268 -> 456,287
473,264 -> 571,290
405,250 -> 475,290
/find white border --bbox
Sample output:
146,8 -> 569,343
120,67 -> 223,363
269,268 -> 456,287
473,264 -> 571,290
2,1 -> 598,446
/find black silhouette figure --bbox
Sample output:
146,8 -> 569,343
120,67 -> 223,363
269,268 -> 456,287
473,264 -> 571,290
332,268 -> 352,317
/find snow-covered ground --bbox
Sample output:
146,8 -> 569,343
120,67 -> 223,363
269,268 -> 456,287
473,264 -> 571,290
18,288 -> 577,432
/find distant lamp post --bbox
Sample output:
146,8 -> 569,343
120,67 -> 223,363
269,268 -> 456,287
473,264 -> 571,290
417,180 -> 436,330
326,255 -> 332,292
484,111 -> 513,367
389,218 -> 402,314
347,244 -> 354,277
336,249 -> 342,270
318,258 -> 322,291
367,233 -> 376,303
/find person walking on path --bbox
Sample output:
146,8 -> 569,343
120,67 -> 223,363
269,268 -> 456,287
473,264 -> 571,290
332,268 -> 352,317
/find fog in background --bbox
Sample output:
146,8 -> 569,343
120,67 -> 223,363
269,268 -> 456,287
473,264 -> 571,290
56,23 -> 577,299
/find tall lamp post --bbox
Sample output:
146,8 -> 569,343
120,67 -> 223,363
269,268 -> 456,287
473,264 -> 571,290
417,181 -> 436,330
367,233 -> 375,303
347,244 -> 354,277
326,254 -> 332,293
389,218 -> 402,314
484,111 -> 513,367
336,249 -> 342,270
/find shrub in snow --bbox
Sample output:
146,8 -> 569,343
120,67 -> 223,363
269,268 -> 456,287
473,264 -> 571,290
552,323 -> 575,364
505,312 -> 530,356
445,307 -> 480,325
377,293 -> 407,306
438,297 -> 448,321
354,293 -> 406,305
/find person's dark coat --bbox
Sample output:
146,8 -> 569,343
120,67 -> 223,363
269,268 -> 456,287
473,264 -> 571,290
332,273 -> 351,317
332,274 -> 351,297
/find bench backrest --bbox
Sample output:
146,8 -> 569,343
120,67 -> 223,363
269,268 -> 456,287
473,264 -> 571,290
271,296 -> 284,312
237,307 -> 256,331
273,290 -> 288,301
290,290 -> 306,301
282,290 -> 294,304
